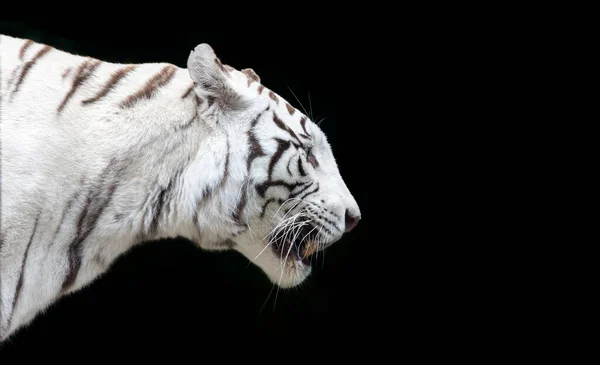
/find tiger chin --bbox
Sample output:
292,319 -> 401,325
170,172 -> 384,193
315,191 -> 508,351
0,35 -> 361,341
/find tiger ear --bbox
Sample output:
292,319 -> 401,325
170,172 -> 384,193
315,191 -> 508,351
187,43 -> 247,111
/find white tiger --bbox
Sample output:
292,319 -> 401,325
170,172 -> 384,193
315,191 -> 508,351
0,34 -> 361,341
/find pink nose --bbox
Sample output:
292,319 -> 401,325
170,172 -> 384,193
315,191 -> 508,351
344,209 -> 361,232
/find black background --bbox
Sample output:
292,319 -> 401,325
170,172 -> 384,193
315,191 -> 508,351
0,20 -> 370,353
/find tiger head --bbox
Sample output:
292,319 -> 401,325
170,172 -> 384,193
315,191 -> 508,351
185,44 -> 361,288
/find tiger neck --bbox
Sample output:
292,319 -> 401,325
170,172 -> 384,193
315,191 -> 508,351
123,105 -> 247,247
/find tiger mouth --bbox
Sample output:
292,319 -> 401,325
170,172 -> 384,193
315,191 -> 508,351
270,223 -> 319,266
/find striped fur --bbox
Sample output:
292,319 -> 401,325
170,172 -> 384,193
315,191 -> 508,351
0,36 -> 361,341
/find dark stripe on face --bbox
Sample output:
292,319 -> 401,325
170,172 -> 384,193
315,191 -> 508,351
182,84 -> 194,99
297,156 -> 307,176
314,220 -> 334,237
310,205 -> 337,229
272,112 -> 302,145
242,68 -> 260,86
257,85 -> 265,94
300,116 -> 310,136
286,157 -> 293,176
62,160 -> 120,292
246,108 -> 268,171
233,107 -> 270,226
120,65 -> 176,108
82,64 -> 136,105
306,205 -> 337,232
298,184 -> 319,200
57,58 -> 102,113
269,91 -> 279,104
12,45 -> 52,98
7,212 -> 40,329
268,138 -> 291,181
285,102 -> 296,116
18,39 -> 34,60
256,180 -> 306,198
289,181 -> 314,199
260,198 -> 284,218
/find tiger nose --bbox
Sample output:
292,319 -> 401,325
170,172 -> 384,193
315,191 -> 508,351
344,209 -> 361,232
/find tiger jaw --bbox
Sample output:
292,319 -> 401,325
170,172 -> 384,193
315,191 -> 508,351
271,237 -> 319,267
268,221 -> 323,267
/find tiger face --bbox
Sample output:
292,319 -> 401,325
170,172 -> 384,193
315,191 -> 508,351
187,44 -> 361,288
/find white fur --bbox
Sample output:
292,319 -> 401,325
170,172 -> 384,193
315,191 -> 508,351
0,35 -> 360,341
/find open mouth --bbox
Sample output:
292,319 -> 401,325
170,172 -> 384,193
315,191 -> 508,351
270,222 -> 319,266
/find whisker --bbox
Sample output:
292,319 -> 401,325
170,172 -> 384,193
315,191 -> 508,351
255,212 -> 308,261
317,226 -> 325,269
270,197 -> 305,223
260,282 -> 276,314
262,212 -> 300,241
308,91 -> 314,121
287,86 -> 309,117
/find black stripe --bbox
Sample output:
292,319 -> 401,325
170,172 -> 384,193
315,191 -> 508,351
62,160 -> 120,292
256,180 -> 306,198
298,184 -> 319,200
307,206 -> 337,235
222,139 -> 230,188
315,221 -> 334,236
247,108 -> 269,170
283,184 -> 320,216
300,116 -> 310,136
11,45 -> 52,100
232,181 -> 249,226
82,64 -> 136,105
120,65 -> 176,108
195,138 -> 230,211
50,188 -> 82,248
18,39 -> 33,60
261,198 -> 284,218
312,208 -> 338,230
286,157 -> 293,176
7,212 -> 40,329
150,179 -> 173,234
57,58 -> 102,113
273,112 -> 302,146
297,156 -> 306,176
289,181 -> 314,199
268,138 -> 291,180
